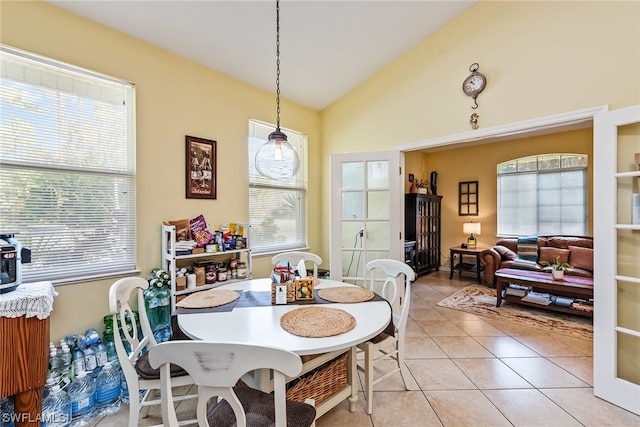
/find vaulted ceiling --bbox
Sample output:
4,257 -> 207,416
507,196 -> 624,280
47,1 -> 477,110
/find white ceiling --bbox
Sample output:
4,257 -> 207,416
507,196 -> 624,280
47,0 -> 477,111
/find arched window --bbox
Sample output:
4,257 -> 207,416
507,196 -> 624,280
497,154 -> 588,236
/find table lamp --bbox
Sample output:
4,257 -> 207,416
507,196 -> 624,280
463,222 -> 481,249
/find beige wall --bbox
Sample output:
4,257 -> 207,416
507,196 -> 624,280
1,1 -> 322,341
2,0 -> 639,342
405,127 -> 593,268
320,0 -> 640,263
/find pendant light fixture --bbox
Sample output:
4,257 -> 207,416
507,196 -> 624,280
255,0 -> 300,180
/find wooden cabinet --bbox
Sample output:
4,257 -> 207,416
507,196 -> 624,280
405,194 -> 442,276
0,282 -> 52,427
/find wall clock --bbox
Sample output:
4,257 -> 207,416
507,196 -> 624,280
462,63 -> 486,109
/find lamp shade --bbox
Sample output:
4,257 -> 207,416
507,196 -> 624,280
463,222 -> 481,236
255,131 -> 300,179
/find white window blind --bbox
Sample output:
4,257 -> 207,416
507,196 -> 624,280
497,154 -> 587,236
248,119 -> 307,254
0,45 -> 136,284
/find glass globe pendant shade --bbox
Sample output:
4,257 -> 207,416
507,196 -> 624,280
255,130 -> 300,179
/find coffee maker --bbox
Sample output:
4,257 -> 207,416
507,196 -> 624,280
0,232 -> 31,293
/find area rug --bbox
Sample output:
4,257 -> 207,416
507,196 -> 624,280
437,285 -> 593,340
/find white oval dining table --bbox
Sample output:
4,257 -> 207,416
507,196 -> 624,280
176,277 -> 392,417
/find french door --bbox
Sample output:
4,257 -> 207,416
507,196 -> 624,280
329,151 -> 402,284
593,104 -> 640,415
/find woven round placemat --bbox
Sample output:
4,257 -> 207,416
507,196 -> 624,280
317,286 -> 374,303
280,306 -> 355,338
175,288 -> 239,309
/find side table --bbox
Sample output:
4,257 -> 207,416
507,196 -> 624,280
449,246 -> 485,284
0,282 -> 56,427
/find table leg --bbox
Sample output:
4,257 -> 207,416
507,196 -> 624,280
496,279 -> 504,307
449,251 -> 455,279
476,254 -> 482,284
347,346 -> 358,412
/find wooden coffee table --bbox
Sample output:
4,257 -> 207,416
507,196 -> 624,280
495,268 -> 593,318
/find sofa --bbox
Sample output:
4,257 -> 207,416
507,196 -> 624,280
480,235 -> 593,286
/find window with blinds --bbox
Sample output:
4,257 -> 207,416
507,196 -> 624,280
0,46 -> 136,284
497,154 -> 588,236
248,119 -> 307,255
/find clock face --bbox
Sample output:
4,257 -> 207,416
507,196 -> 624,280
463,73 -> 486,97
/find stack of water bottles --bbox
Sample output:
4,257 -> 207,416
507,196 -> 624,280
144,268 -> 172,343
39,330 -> 123,426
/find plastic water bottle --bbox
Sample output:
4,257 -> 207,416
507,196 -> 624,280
82,337 -> 97,373
71,343 -> 85,377
67,371 -> 95,425
41,385 -> 72,427
84,328 -> 100,346
59,344 -> 73,388
144,276 -> 171,343
43,376 -> 57,400
94,339 -> 108,369
48,350 -> 62,387
0,396 -> 15,427
102,329 -> 117,362
94,361 -> 121,415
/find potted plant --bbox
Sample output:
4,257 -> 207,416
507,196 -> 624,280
540,254 -> 572,280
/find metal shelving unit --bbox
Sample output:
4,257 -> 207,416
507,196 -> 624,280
161,223 -> 251,313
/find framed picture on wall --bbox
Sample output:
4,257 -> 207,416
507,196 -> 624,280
185,135 -> 217,199
459,180 -> 478,216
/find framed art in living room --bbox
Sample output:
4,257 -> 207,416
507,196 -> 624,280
185,135 -> 216,199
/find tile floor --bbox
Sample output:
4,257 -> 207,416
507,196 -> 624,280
92,271 -> 640,426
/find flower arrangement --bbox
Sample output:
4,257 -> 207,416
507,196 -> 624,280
415,179 -> 429,194
415,179 -> 429,189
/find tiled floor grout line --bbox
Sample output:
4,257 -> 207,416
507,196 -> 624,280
95,271 -> 640,426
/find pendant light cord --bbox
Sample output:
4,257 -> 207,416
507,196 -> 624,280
275,0 -> 281,131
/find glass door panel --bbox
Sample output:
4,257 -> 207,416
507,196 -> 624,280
617,333 -> 640,385
330,151 -> 401,282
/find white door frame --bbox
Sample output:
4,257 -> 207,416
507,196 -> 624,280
593,104 -> 640,415
398,106 -> 608,153
397,104 -> 640,411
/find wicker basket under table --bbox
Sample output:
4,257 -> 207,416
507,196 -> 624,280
286,352 -> 348,405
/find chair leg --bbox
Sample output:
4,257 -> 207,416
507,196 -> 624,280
128,384 -> 141,426
304,399 -> 316,427
140,389 -> 152,418
396,339 -> 411,391
364,344 -> 374,415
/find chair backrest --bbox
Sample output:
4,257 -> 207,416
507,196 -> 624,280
108,277 -> 156,384
364,259 -> 415,334
271,251 -> 323,278
148,341 -> 304,427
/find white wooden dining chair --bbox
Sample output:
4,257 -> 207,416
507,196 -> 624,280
148,341 -> 317,427
356,258 -> 416,414
108,277 -> 197,426
271,251 -> 323,278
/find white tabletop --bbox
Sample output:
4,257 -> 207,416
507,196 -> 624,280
177,278 -> 391,356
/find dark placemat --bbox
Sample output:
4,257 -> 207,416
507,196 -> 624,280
175,288 -> 395,339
